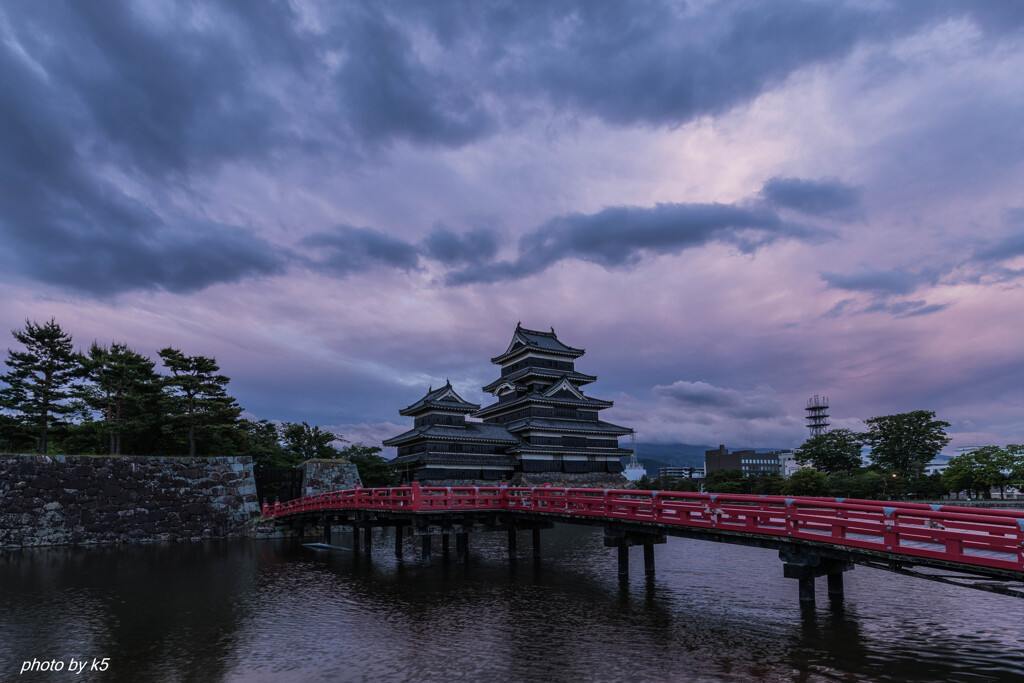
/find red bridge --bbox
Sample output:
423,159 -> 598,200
262,484 -> 1024,602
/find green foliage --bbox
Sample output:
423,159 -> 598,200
0,319 -> 81,454
783,468 -> 829,496
703,469 -> 783,495
796,429 -> 863,474
81,342 -> 161,455
341,444 -> 398,487
158,348 -> 242,457
862,410 -> 951,476
942,446 -> 1021,499
280,421 -> 344,463
239,419 -> 288,465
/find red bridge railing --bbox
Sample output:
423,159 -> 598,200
262,484 -> 1024,574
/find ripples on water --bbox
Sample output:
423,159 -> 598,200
2,524 -> 1023,682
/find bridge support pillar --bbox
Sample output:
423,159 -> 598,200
395,526 -> 403,558
644,543 -> 655,576
456,532 -> 468,564
827,571 -> 844,597
363,526 -> 372,555
507,529 -> 517,561
352,526 -> 360,553
532,527 -> 541,559
323,518 -> 331,545
780,549 -> 853,603
618,545 -> 629,577
442,533 -> 450,556
421,535 -> 432,567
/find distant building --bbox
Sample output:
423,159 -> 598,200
777,450 -> 804,478
705,445 -> 781,476
656,466 -> 704,482
385,325 -> 632,486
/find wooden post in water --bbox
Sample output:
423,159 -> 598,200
618,545 -> 629,577
421,535 -> 432,567
323,518 -> 331,545
456,532 -> 468,564
507,528 -> 517,562
532,527 -> 541,559
363,525 -> 372,555
352,526 -> 360,553
395,526 -> 403,558
643,542 -> 655,576
827,571 -> 844,597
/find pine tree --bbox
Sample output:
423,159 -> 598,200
0,319 -> 80,454
81,342 -> 161,455
159,347 -> 241,457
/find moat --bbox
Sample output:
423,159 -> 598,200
3,524 -> 1023,682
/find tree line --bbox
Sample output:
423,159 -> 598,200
0,318 -> 396,485
646,410 -> 1024,500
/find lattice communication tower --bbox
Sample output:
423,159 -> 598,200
805,395 -> 830,438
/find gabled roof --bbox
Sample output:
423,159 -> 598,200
398,380 -> 480,416
491,324 -> 585,364
472,391 -> 613,418
504,417 -> 634,436
482,367 -> 596,393
541,376 -> 587,400
383,421 -> 520,446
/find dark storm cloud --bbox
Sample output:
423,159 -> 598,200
0,0 -> 1012,298
335,6 -> 493,147
0,19 -> 285,297
761,177 -> 863,220
446,201 -> 824,285
303,225 -> 420,276
653,380 -> 785,420
819,268 -> 925,296
421,226 -> 500,265
973,209 -> 1024,263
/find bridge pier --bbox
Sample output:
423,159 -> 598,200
507,528 -> 517,561
456,532 -> 469,564
780,549 -> 853,603
352,525 -> 360,553
395,526 -> 404,558
644,542 -> 655,576
442,533 -> 450,556
421,535 -> 432,567
363,525 -> 372,555
532,527 -> 541,560
323,518 -> 331,545
605,529 -> 666,578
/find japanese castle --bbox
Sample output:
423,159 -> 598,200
384,325 -> 633,486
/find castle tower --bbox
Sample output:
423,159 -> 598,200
474,324 -> 632,478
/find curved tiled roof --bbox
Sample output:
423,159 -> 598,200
383,421 -> 520,446
490,324 -> 585,364
398,380 -> 480,416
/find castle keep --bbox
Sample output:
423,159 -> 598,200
384,325 -> 632,486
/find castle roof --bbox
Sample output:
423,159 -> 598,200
383,421 -> 520,447
482,367 -> 596,393
490,324 -> 585,364
398,380 -> 480,416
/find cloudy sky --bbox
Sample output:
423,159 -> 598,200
2,0 -> 1024,453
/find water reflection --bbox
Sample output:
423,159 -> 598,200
2,525 -> 1023,682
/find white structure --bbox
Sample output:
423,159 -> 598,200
777,450 -> 806,478
623,449 -> 647,482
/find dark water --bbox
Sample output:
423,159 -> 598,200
2,524 -> 1023,682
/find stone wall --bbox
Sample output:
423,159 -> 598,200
301,459 -> 362,496
0,454 -> 260,549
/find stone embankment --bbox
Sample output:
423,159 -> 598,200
0,454 -> 260,549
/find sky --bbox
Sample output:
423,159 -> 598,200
2,0 -> 1024,454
